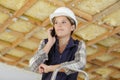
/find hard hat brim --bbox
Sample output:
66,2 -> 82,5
50,12 -> 77,26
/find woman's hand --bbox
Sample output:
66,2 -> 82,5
38,65 -> 44,74
43,27 -> 56,54
38,64 -> 61,74
39,64 -> 51,73
47,27 -> 56,46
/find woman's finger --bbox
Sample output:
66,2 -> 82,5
39,67 -> 44,74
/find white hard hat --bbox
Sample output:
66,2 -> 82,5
50,7 -> 77,27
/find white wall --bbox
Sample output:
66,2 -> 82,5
0,63 -> 42,80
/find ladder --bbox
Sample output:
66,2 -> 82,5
50,66 -> 89,80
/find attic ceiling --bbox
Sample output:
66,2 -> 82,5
0,0 -> 120,80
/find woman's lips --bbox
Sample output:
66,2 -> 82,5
57,29 -> 64,31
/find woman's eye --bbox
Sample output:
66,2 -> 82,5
62,21 -> 66,24
54,21 -> 66,24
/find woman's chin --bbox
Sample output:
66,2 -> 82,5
57,35 -> 63,38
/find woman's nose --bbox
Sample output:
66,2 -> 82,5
56,23 -> 62,27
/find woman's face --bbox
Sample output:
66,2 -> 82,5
53,16 -> 75,38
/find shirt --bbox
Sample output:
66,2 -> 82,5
29,37 -> 86,80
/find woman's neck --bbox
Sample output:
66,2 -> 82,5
58,36 -> 70,47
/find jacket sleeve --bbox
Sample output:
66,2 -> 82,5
29,40 -> 48,72
61,40 -> 86,75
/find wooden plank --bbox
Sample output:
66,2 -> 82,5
0,0 -> 38,32
28,17 -> 41,26
98,24 -> 113,30
109,70 -> 120,79
105,58 -> 120,67
13,54 -> 32,66
41,18 -> 50,27
0,5 -> 11,14
107,43 -> 120,53
86,26 -> 120,46
71,8 -> 92,21
110,52 -> 120,58
87,46 -> 107,61
45,0 -> 65,7
14,0 -> 38,17
0,17 -> 15,32
0,26 -> 41,55
86,31 -> 110,46
66,0 -> 92,21
93,1 -> 120,22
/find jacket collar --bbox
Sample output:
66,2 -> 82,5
66,37 -> 77,48
55,37 -> 77,49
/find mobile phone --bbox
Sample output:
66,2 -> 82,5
51,28 -> 56,37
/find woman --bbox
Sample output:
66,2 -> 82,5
29,7 -> 86,80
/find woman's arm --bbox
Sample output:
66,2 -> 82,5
29,28 -> 56,72
29,41 -> 54,71
29,40 -> 48,72
38,64 -> 61,73
60,40 -> 86,75
39,41 -> 86,74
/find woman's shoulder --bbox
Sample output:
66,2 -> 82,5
74,39 -> 85,45
41,38 -> 48,44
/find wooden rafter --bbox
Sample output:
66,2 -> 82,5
0,26 -> 41,55
87,45 -> 107,61
93,1 -> 120,22
45,0 -> 65,7
41,18 -> 50,27
107,43 -> 120,53
71,8 -> 92,21
86,26 -> 120,46
0,0 -> 38,32
105,58 -> 120,67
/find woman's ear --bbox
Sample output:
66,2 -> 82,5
71,25 -> 75,31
